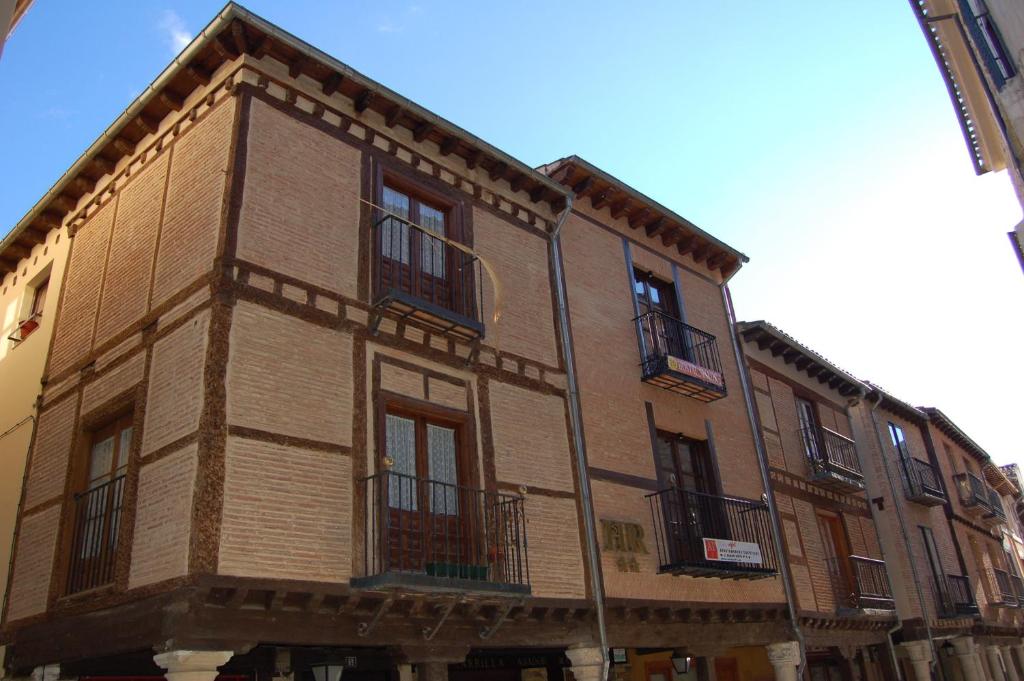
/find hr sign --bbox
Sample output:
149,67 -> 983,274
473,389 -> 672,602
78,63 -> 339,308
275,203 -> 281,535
702,537 -> 762,564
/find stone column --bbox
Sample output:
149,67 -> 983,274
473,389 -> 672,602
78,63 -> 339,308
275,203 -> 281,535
565,646 -> 606,681
988,646 -> 1009,681
1001,648 -> 1021,681
952,637 -> 985,681
766,642 -> 801,681
154,651 -> 234,681
396,664 -> 413,681
398,646 -> 468,681
898,640 -> 933,681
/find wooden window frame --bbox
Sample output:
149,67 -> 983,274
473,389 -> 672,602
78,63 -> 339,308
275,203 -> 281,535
652,429 -> 719,495
632,268 -> 680,319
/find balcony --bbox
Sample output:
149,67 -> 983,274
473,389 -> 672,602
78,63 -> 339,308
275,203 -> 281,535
635,310 -> 726,402
800,425 -> 864,493
646,487 -> 777,579
954,472 -> 992,517
1012,574 -> 1024,608
353,470 -> 530,595
993,569 -> 1017,607
935,574 -> 980,617
903,457 -> 946,506
371,214 -> 484,341
827,555 -> 895,613
66,475 -> 126,595
5,312 -> 41,344
983,488 -> 1006,527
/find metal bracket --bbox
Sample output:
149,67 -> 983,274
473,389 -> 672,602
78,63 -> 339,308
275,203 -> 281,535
356,596 -> 393,637
479,599 -> 521,640
421,598 -> 458,641
368,308 -> 383,336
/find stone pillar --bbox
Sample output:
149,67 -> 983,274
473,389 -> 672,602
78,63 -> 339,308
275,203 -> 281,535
396,664 -> 413,681
565,646 -> 606,681
898,641 -> 933,681
154,651 -> 234,681
988,646 -> 1008,681
398,646 -> 468,681
415,663 -> 448,681
1001,648 -> 1021,681
952,637 -> 984,681
766,642 -> 801,681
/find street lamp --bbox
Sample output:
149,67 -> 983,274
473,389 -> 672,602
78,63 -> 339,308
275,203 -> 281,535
671,653 -> 692,675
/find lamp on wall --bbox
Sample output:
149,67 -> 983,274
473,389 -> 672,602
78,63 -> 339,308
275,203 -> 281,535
670,653 -> 692,675
310,663 -> 344,681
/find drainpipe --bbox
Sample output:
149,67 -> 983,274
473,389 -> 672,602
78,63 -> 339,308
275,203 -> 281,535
865,392 -> 943,681
548,195 -> 609,680
721,285 -> 806,676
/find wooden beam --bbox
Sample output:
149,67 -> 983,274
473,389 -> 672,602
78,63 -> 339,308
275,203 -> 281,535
488,161 -> 508,182
782,349 -> 800,365
529,185 -> 546,203
36,211 -> 63,230
113,137 -> 135,156
252,37 -> 271,59
0,259 -> 14,275
692,244 -> 711,263
466,149 -> 483,169
572,176 -> 595,197
20,228 -> 48,245
628,208 -> 651,229
159,91 -> 184,112
5,244 -> 30,261
73,176 -> 96,194
439,136 -> 458,156
288,56 -> 306,79
230,21 -> 249,55
412,122 -> 434,143
610,199 -> 630,219
591,188 -> 615,210
770,341 -> 787,357
321,72 -> 343,96
662,228 -> 684,247
550,163 -> 575,185
794,356 -> 811,370
212,34 -> 237,60
708,251 -> 728,269
185,65 -> 212,86
52,194 -> 77,212
384,106 -> 402,128
550,196 -> 567,214
510,174 -> 528,193
675,234 -> 697,255
756,334 -> 773,351
354,89 -> 375,113
135,114 -> 160,136
806,364 -> 823,378
645,217 -> 667,238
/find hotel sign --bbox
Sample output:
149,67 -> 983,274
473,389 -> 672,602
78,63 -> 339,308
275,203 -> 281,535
702,537 -> 762,564
665,355 -> 723,387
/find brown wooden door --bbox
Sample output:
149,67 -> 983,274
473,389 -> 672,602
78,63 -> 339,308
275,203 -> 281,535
817,512 -> 854,607
378,184 -> 452,310
715,657 -> 739,681
634,269 -> 683,361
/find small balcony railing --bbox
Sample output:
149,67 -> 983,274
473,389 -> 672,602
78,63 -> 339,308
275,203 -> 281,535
800,426 -> 864,493
634,310 -> 726,402
66,475 -> 126,595
994,569 -> 1017,607
935,574 -> 979,617
646,487 -> 777,579
1012,574 -> 1024,608
371,214 -> 484,341
353,470 -> 529,595
984,489 -> 1006,525
827,555 -> 895,612
903,457 -> 946,506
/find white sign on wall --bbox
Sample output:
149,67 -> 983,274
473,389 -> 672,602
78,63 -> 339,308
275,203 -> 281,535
702,537 -> 763,564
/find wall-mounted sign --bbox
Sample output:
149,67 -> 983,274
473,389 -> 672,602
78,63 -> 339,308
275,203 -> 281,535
702,537 -> 762,564
666,355 -> 723,387
601,519 -> 648,573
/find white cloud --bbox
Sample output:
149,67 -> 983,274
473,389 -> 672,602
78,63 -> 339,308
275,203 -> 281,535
158,10 -> 192,54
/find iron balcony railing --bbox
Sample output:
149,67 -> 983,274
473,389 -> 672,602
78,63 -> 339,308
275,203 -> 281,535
1012,574 -> 1024,608
826,555 -> 895,611
634,310 -> 726,402
66,475 -> 125,595
935,574 -> 980,617
355,470 -> 529,594
646,487 -> 776,579
903,457 -> 945,505
994,569 -> 1017,607
800,425 -> 864,491
954,472 -> 992,513
986,489 -> 1006,522
371,214 -> 484,339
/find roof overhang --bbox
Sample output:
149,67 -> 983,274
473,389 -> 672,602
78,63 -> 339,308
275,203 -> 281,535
1,2 -> 569,276
737,320 -> 866,398
538,155 -> 748,279
863,383 -> 928,425
921,407 -> 1014,493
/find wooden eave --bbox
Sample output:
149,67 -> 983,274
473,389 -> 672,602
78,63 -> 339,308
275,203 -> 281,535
736,320 -> 865,398
863,384 -> 928,425
1,3 -> 568,276
538,156 -> 749,278
922,407 -> 1010,491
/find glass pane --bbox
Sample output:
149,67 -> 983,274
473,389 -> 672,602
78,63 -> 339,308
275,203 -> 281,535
654,437 -> 676,486
381,187 -> 410,264
386,415 -> 417,511
677,442 -> 694,474
427,424 -> 458,515
88,437 -> 115,487
80,485 -> 110,558
116,426 -> 132,473
419,203 -> 446,278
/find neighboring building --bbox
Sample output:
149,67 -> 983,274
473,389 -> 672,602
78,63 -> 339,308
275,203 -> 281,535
539,157 -> 794,681
737,322 -> 897,681
0,0 -> 33,60
907,0 -> 1024,268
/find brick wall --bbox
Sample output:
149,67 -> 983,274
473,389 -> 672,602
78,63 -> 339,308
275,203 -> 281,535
489,381 -> 573,493
522,495 -> 585,599
22,396 -> 76,510
6,506 -> 60,621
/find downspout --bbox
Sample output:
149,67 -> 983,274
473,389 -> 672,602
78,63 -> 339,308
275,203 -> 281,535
722,285 -> 806,676
549,196 -> 609,679
865,392 -> 942,680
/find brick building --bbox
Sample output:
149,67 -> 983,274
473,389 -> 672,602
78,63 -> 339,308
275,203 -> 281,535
737,322 -> 896,681
0,5 -> 793,681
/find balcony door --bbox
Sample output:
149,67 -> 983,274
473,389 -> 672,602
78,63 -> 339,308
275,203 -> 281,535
383,409 -> 469,576
817,511 -> 854,609
796,397 -> 824,465
378,183 -> 451,310
654,433 -> 720,564
633,269 -> 683,362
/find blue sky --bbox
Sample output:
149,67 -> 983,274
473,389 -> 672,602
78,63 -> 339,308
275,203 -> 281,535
2,1 -> 1021,460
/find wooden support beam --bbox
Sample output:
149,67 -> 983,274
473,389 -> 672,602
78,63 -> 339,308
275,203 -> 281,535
488,161 -> 508,182
185,65 -> 212,86
354,89 -> 375,113
794,356 -> 812,370
0,259 -> 15,275
384,106 -> 402,128
159,91 -> 184,112
252,37 -> 271,59
782,349 -> 800,365
628,208 -> 651,229
36,211 -> 63,230
412,122 -> 434,143
755,333 -> 773,351
529,185 -> 547,203
20,228 -> 48,245
806,364 -> 823,378
675,234 -> 697,255
113,137 -> 135,156
288,56 -> 306,79
5,244 -> 30,261
818,371 -> 834,385
466,149 -> 483,169
572,176 -> 595,197
230,21 -> 250,55
212,34 -> 237,59
591,188 -> 615,210
550,196 -> 568,214
73,176 -> 96,194
550,163 -> 575,184
439,136 -> 458,156
610,199 -> 630,219
321,72 -> 343,96
770,341 -> 787,357
135,114 -> 160,136
692,244 -> 710,263
510,174 -> 528,192
645,217 -> 667,238
662,228 -> 684,247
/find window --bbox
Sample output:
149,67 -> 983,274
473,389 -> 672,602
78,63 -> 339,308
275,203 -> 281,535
797,398 -> 822,462
887,422 -> 909,458
818,511 -> 853,605
66,414 -> 133,594
652,432 -> 717,494
384,409 -> 463,514
633,269 -> 679,318
961,0 -> 1016,88
920,526 -> 947,600
30,277 -> 49,318
634,269 -> 685,362
378,182 -> 452,300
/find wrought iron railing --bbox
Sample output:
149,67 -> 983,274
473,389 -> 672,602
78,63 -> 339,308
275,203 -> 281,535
646,487 -> 776,578
954,472 -> 991,511
357,470 -> 529,593
994,568 -> 1017,606
634,310 -> 725,394
371,214 -> 483,333
827,555 -> 894,611
987,489 -> 1006,521
800,425 -> 862,480
1011,574 -> 1024,608
935,574 -> 979,617
903,457 -> 944,503
66,475 -> 125,595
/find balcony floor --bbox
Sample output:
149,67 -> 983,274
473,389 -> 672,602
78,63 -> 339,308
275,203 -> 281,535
351,571 -> 531,596
642,356 -> 726,402
373,288 -> 484,341
658,561 -> 776,581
